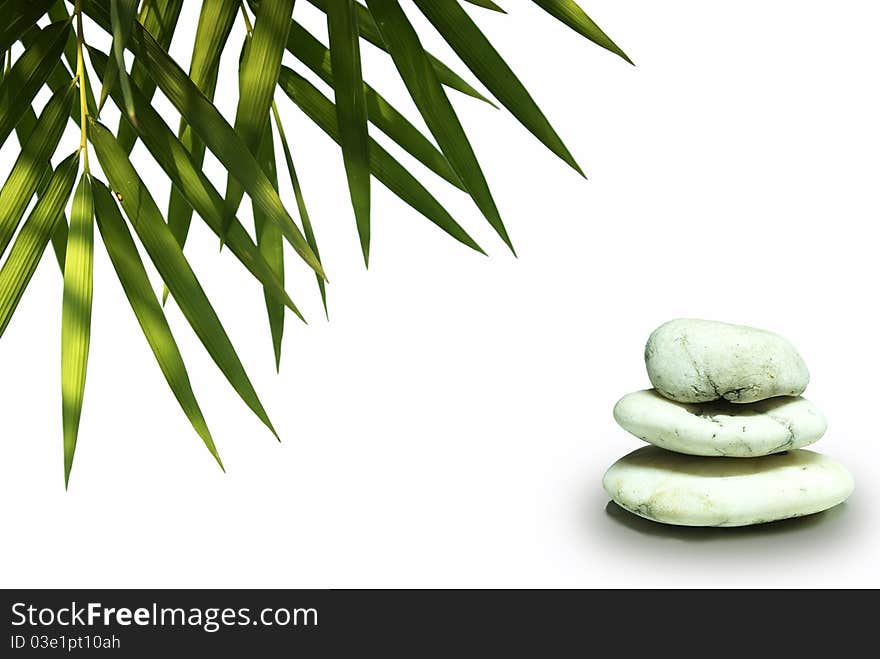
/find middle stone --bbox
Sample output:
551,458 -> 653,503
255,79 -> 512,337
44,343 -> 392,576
613,389 -> 827,457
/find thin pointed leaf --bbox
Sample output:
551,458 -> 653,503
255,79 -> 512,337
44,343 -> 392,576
98,0 -> 139,119
0,152 -> 78,339
18,22 -> 96,121
82,0 -> 325,279
531,0 -> 632,64
117,0 -> 183,154
222,0 -> 294,238
327,0 -> 371,265
463,0 -> 505,11
271,105 -> 327,316
41,165 -> 71,271
366,0 -> 514,252
89,120 -> 278,439
254,125 -> 285,370
48,1 -> 79,73
61,173 -> 94,487
0,80 -> 76,259
88,46 -> 302,320
287,21 -> 463,191
166,0 -> 239,276
303,0 -> 494,105
279,67 -> 483,255
92,178 -> 222,469
415,0 -> 583,176
0,20 -> 71,147
0,0 -> 55,53
14,107 -> 71,271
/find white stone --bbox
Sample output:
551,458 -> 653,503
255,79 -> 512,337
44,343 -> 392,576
645,318 -> 810,404
613,389 -> 826,457
603,447 -> 853,527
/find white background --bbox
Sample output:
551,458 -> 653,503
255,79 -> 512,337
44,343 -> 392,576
1,1 -> 877,588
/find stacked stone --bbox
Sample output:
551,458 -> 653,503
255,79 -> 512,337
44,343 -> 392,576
603,319 -> 854,527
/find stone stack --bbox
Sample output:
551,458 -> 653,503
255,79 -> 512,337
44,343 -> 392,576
603,319 -> 854,527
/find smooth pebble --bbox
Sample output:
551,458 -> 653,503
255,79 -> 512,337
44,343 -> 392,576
645,318 -> 810,404
603,446 -> 853,527
613,389 -> 827,457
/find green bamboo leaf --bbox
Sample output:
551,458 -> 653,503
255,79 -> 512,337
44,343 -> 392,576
222,0 -> 294,239
0,80 -> 76,259
254,125 -> 285,370
0,20 -> 71,147
36,158 -> 71,271
117,0 -> 183,154
0,152 -> 78,339
87,46 -> 302,320
0,0 -> 55,53
415,0 -> 583,176
531,0 -> 632,64
366,0 -> 514,253
61,173 -> 94,488
327,0 -> 371,265
48,1 -> 79,73
303,0 -> 494,106
14,102 -> 70,270
18,20 -> 96,122
166,0 -> 239,277
271,105 -> 327,316
89,120 -> 278,439
92,178 -> 222,470
82,0 -> 326,280
278,67 -> 484,255
97,0 -> 139,120
463,0 -> 505,11
287,22 -> 463,191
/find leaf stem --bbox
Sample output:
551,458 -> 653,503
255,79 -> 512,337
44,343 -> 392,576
75,0 -> 90,173
239,1 -> 255,36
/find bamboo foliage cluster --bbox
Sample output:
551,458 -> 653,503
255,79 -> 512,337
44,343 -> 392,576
0,0 -> 630,486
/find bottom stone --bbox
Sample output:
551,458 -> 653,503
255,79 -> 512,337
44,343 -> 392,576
603,447 -> 854,527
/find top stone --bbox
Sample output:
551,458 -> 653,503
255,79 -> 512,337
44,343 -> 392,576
645,319 -> 810,404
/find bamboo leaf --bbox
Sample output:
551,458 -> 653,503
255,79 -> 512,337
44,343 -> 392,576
166,0 -> 239,277
82,0 -> 326,279
117,0 -> 183,154
303,0 -> 494,105
278,67 -> 484,255
18,20 -> 95,122
88,45 -> 302,319
98,0 -> 139,120
366,0 -> 514,253
271,105 -> 327,316
0,20 -> 71,147
89,119 -> 278,439
92,178 -> 222,470
327,0 -> 371,265
415,0 -> 583,176
531,0 -> 632,64
14,102 -> 70,270
287,21 -> 463,190
0,152 -> 78,339
463,0 -> 505,11
61,173 -> 94,487
0,80 -> 76,259
0,0 -> 56,54
254,124 -> 285,370
222,0 -> 294,239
